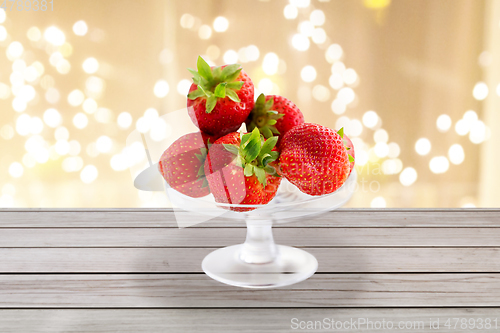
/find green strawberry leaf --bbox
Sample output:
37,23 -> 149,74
337,127 -> 344,139
205,95 -> 217,113
265,96 -> 274,109
223,144 -> 239,155
261,126 -> 273,139
197,56 -> 213,82
224,68 -> 242,83
254,166 -> 266,186
187,68 -> 202,85
267,110 -> 278,115
242,129 -> 261,163
221,64 -> 241,80
187,88 -> 206,100
260,136 -> 278,155
348,154 -> 355,163
212,66 -> 222,79
346,147 -> 351,150
226,81 -> 244,90
270,127 -> 280,135
225,89 -> 241,103
214,82 -> 227,98
264,164 -> 279,176
267,119 -> 277,125
241,132 -> 252,147
244,164 -> 254,177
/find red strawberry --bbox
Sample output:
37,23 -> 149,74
279,123 -> 352,196
342,132 -> 355,174
158,132 -> 211,198
246,94 -> 304,142
187,56 -> 254,137
204,127 -> 281,212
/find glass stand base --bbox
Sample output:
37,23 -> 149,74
202,244 -> 318,289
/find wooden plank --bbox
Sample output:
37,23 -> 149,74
1,209 -> 500,228
3,227 -> 500,247
1,247 -> 499,273
1,309 -> 500,332
0,274 -> 499,308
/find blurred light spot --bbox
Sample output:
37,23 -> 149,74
12,98 -> 27,112
348,119 -> 363,137
284,4 -> 298,19
86,142 -> 99,157
55,140 -> 70,156
45,87 -> 60,104
331,61 -> 346,74
85,76 -> 104,96
0,82 -> 10,99
223,49 -> 238,64
329,73 -> 343,90
213,16 -> 229,32
2,183 -> 16,196
118,112 -> 132,129
10,72 -> 24,86
415,138 -> 431,155
43,108 -> 62,128
95,107 -> 113,123
0,124 -> 14,140
0,26 -> 7,42
56,59 -> 71,74
429,156 -> 449,174
374,142 -> 389,158
448,144 -> 464,165
469,120 -> 486,144
473,82 -> 488,100
325,44 -> 343,63
82,98 -> 98,114
374,129 -> 388,143
364,0 -> 391,9
59,43 -> 73,57
478,51 -> 492,67
82,57 -> 99,74
44,26 -> 65,46
355,150 -> 369,166
331,99 -> 346,115
150,118 -> 171,142
180,14 -> 195,29
73,20 -> 88,36
9,162 -> 24,178
387,142 -> 400,158
198,25 -> 212,39
310,9 -> 325,26
300,65 -> 316,82
343,68 -> 358,85
362,111 -> 378,128
23,66 -> 38,82
258,78 -> 273,94
80,165 -> 98,184
382,158 -> 403,175
298,21 -> 314,36
177,79 -> 192,95
371,197 -> 386,208
337,87 -> 355,104
25,136 -> 44,154
312,85 -> 330,102
455,119 -> 469,136
311,28 -> 327,44
462,203 -> 476,208
29,117 -> 43,134
400,167 -> 417,186
206,45 -> 220,61
40,75 -> 55,90
96,135 -> 113,153
154,80 -> 169,98
290,0 -> 310,8
335,116 -> 350,131
135,117 -> 149,133
263,52 -> 279,75
73,113 -> 88,129
67,90 -> 84,107
463,110 -> 478,123
436,114 -> 451,132
297,85 -> 311,103
12,59 -> 26,72
62,156 -> 83,172
291,34 -> 310,51
7,41 -> 24,59
0,8 -> 5,23
27,26 -> 41,41
68,140 -> 81,156
22,153 -> 36,168
55,127 -> 69,141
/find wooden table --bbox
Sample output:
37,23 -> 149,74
1,209 -> 499,332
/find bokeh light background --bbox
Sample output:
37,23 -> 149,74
1,0 -> 499,208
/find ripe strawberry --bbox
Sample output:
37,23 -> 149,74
204,127 -> 281,211
187,56 -> 255,137
279,123 -> 353,196
158,132 -> 211,198
342,132 -> 355,174
246,94 -> 304,141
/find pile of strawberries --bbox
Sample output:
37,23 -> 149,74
158,56 -> 355,211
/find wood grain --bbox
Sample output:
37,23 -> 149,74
1,247 -> 499,273
0,309 -> 499,332
0,274 -> 499,308
1,209 -> 499,227
2,227 -> 500,247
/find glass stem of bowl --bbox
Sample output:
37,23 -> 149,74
239,218 -> 278,264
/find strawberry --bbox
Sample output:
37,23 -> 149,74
342,132 -> 355,174
204,127 -> 281,211
187,56 -> 255,137
279,123 -> 353,196
246,94 -> 304,142
158,131 -> 211,198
